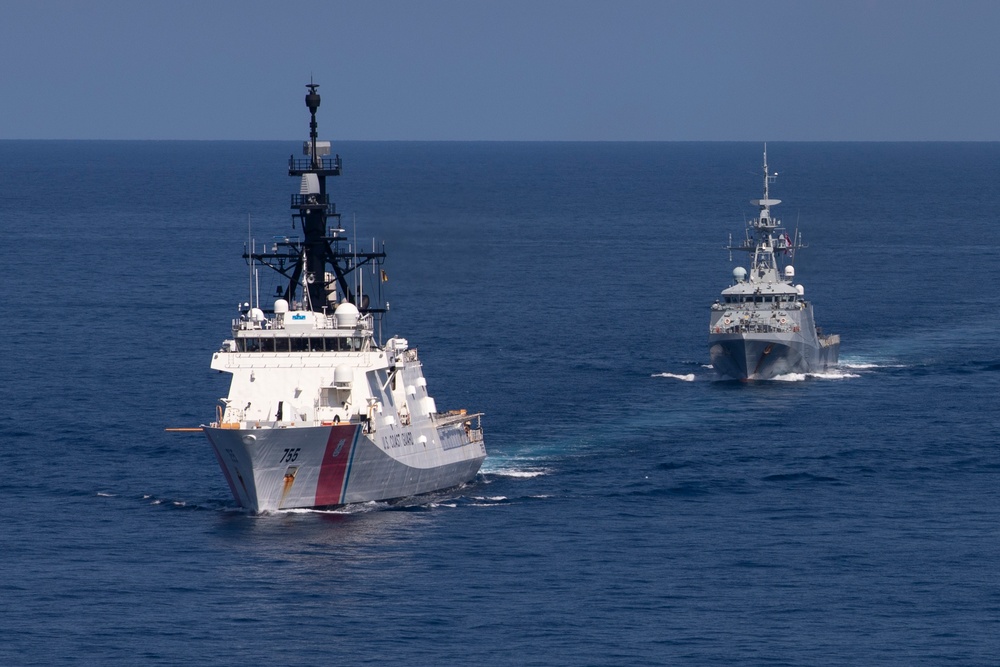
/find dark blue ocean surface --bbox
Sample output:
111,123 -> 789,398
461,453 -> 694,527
1,141 -> 999,665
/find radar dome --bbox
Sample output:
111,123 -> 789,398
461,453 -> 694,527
273,299 -> 289,314
334,301 -> 360,328
784,265 -> 795,279
733,266 -> 747,283
334,365 -> 353,387
795,284 -> 805,296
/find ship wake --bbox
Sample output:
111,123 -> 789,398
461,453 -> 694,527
651,372 -> 697,382
772,370 -> 861,381
652,365 -> 864,382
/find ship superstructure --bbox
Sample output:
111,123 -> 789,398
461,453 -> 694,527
708,147 -> 840,380
203,84 -> 486,511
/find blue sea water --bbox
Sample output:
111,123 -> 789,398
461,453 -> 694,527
1,140 -> 999,665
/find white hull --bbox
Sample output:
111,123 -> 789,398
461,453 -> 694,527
198,84 -> 487,512
204,422 -> 486,512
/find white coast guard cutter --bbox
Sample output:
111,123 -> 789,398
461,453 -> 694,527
201,84 -> 486,511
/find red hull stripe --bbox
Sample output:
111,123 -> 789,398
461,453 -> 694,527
315,425 -> 360,506
205,432 -> 244,508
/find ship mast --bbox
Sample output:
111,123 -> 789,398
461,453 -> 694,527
723,145 -> 805,284
296,82 -> 336,312
751,144 -> 779,277
245,82 -> 387,318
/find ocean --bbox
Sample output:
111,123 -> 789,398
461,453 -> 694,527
1,140 -> 999,665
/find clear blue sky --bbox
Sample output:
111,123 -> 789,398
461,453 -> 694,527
2,0 -> 998,140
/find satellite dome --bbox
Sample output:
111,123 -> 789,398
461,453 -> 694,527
784,265 -> 795,279
334,301 -> 360,328
334,365 -> 353,387
733,266 -> 747,283
273,299 -> 289,314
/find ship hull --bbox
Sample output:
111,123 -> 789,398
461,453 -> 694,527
709,333 -> 840,381
204,423 -> 486,512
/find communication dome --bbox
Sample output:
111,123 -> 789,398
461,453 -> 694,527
733,266 -> 747,282
334,301 -> 360,328
784,265 -> 795,279
795,284 -> 805,296
334,365 -> 353,387
273,299 -> 289,314
250,308 -> 265,323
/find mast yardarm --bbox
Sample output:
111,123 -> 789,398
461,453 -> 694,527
243,82 -> 386,320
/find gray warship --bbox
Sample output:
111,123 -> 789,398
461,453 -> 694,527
708,148 -> 840,380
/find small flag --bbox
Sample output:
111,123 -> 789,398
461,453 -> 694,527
380,269 -> 388,283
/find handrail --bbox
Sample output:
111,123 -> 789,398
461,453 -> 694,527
710,323 -> 797,334
288,156 -> 342,172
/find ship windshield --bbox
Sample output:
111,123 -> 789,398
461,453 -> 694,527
234,335 -> 370,352
722,294 -> 796,305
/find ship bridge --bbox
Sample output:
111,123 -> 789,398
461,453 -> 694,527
225,300 -> 378,353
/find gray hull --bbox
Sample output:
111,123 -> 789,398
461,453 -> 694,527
709,332 -> 840,381
204,423 -> 486,512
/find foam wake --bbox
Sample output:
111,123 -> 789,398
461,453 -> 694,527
483,467 -> 548,479
838,355 -> 909,371
772,370 -> 861,381
651,372 -> 696,382
809,370 -> 861,380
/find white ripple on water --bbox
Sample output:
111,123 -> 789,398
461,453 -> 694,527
653,356 -> 908,383
837,354 -> 911,370
772,370 -> 861,381
279,501 -> 385,515
484,468 -> 548,478
651,372 -> 697,382
652,367 -> 863,382
809,370 -> 861,380
465,496 -> 510,507
839,362 -> 908,370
